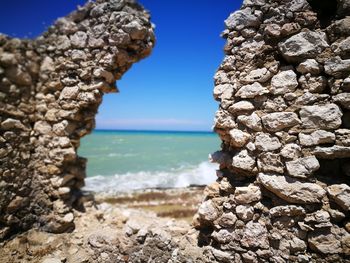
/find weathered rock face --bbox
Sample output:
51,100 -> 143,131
0,0 -> 154,238
195,0 -> 350,261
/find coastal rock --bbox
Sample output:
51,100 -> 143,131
286,156 -> 320,179
299,104 -> 342,130
232,150 -> 257,174
254,132 -> 281,152
257,173 -> 326,204
261,112 -> 300,132
333,93 -> 350,110
234,185 -> 262,204
278,31 -> 329,63
198,200 -> 220,223
298,130 -> 335,146
229,129 -> 251,147
296,59 -> 322,75
327,184 -> 350,211
240,221 -> 269,249
313,145 -> 350,159
270,70 -> 298,95
236,112 -> 262,131
324,57 -> 350,78
236,82 -> 269,98
225,8 -> 261,30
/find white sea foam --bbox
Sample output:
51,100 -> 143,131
84,161 -> 218,194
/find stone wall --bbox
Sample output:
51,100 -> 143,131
0,0 -> 154,239
194,0 -> 350,262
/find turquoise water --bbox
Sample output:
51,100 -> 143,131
78,130 -> 220,193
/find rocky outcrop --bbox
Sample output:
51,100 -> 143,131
0,0 -> 154,238
194,0 -> 350,261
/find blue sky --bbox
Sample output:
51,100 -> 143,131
0,0 -> 242,131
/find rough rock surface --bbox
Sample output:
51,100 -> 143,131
194,0 -> 350,261
0,0 -> 154,238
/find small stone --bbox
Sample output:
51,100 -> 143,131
296,59 -> 322,75
240,221 -> 269,249
236,82 -> 269,98
237,112 -> 262,131
70,31 -> 87,48
236,205 -> 254,222
327,184 -> 350,211
217,212 -> 237,228
198,200 -> 220,222
0,118 -> 26,130
234,185 -> 262,204
269,205 -> 306,217
258,152 -> 284,174
299,130 -> 336,146
270,70 -> 298,95
34,121 -> 52,134
225,8 -> 261,31
325,57 -> 350,78
313,145 -> 350,159
308,228 -> 342,254
229,129 -> 251,147
213,84 -> 235,100
299,104 -> 342,130
257,173 -> 326,204
261,112 -> 300,132
254,132 -> 281,152
241,68 -> 272,84
281,144 -> 302,160
228,100 -> 255,113
278,31 -> 329,63
333,93 -> 350,110
232,149 -> 257,174
59,86 -> 79,100
286,156 -> 320,178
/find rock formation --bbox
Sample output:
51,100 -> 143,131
194,0 -> 350,262
0,0 -> 154,239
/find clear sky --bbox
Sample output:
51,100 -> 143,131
0,0 -> 242,131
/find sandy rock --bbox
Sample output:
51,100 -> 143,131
229,129 -> 251,147
232,150 -> 256,174
308,229 -> 342,254
280,144 -> 302,160
269,205 -> 305,217
254,132 -> 281,152
258,152 -> 284,174
286,156 -> 320,179
333,93 -> 350,110
198,200 -> 220,223
270,70 -> 298,95
257,173 -> 326,204
299,130 -> 335,146
241,68 -> 272,84
296,59 -> 322,75
313,145 -> 350,159
240,221 -> 269,249
278,31 -> 329,63
228,100 -> 255,113
237,112 -> 262,131
236,205 -> 254,221
261,112 -> 300,132
299,104 -> 342,130
213,84 -> 235,100
225,8 -> 261,30
0,118 -> 26,130
234,185 -> 262,204
327,184 -> 350,211
325,57 -> 350,78
236,82 -> 269,98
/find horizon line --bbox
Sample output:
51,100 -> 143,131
93,128 -> 215,133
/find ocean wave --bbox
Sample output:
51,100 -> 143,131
84,161 -> 218,194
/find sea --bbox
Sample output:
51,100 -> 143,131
78,130 -> 221,194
